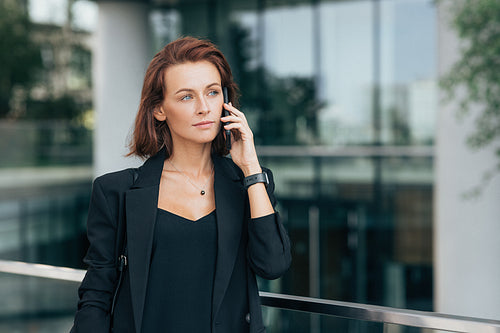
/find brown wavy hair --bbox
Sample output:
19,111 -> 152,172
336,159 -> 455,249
128,36 -> 239,159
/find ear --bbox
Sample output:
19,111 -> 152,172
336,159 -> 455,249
153,107 -> 167,122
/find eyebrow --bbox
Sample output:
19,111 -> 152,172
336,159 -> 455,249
174,82 -> 221,95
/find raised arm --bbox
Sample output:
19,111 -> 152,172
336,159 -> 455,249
221,103 -> 291,279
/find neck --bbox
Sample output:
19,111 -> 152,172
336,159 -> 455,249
167,142 -> 213,177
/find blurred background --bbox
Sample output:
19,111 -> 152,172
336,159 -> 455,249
0,0 -> 499,332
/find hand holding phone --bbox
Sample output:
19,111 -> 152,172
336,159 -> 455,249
222,87 -> 231,150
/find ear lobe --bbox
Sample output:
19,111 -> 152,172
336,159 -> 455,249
153,108 -> 167,121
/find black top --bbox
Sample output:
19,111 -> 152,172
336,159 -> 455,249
141,208 -> 217,333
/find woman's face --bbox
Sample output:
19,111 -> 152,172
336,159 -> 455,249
156,60 -> 223,148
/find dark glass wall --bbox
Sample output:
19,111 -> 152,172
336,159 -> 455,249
0,184 -> 90,267
0,0 -> 95,328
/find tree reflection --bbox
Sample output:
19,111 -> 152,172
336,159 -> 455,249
230,22 -> 325,146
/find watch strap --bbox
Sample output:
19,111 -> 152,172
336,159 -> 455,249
243,172 -> 269,189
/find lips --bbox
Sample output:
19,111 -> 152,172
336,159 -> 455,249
193,120 -> 215,129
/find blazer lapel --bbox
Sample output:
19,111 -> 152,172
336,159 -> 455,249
212,155 -> 246,320
125,148 -> 165,333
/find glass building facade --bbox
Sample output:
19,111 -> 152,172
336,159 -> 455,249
0,0 -> 440,331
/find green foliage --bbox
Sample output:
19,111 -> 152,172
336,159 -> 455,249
440,0 -> 500,158
25,94 -> 84,120
0,0 -> 42,117
389,106 -> 411,145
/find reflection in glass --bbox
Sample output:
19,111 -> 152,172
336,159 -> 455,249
0,273 -> 77,332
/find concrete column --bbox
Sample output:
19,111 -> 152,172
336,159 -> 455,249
435,0 -> 500,320
93,1 -> 151,176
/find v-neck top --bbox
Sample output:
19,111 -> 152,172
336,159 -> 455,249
141,208 -> 217,333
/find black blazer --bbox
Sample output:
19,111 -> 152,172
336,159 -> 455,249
71,148 -> 291,333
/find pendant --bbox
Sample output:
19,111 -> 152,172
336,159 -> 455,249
201,190 -> 206,195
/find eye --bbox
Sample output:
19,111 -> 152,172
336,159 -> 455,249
208,90 -> 219,96
180,94 -> 193,101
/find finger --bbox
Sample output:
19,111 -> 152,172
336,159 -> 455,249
221,115 -> 244,123
224,123 -> 253,139
222,123 -> 241,140
224,122 -> 248,137
221,115 -> 248,129
223,110 -> 248,128
223,122 -> 244,131
224,103 -> 246,118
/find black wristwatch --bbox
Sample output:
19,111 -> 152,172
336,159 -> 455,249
243,172 -> 269,189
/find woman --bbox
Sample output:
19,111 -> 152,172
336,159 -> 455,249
71,37 -> 291,333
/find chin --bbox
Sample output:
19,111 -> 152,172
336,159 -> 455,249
194,133 -> 218,145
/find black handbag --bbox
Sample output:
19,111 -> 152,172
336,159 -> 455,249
110,168 -> 137,329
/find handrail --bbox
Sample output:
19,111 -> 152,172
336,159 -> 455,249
0,259 -> 85,282
260,292 -> 500,333
0,260 -> 499,332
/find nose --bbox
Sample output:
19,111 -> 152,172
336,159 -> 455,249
197,96 -> 210,115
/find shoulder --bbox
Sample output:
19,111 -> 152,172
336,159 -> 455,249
93,168 -> 138,193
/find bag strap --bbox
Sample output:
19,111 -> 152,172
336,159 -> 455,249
110,168 -> 138,322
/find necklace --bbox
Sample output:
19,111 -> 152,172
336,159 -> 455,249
166,160 -> 213,195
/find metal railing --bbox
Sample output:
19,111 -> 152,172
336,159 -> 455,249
0,259 -> 499,333
259,292 -> 500,333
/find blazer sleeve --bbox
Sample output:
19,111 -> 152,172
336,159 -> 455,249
247,167 -> 292,280
71,177 -> 118,333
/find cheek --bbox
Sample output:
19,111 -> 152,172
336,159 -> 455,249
211,100 -> 223,117
165,106 -> 192,124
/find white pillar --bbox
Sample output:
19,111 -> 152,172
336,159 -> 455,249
435,0 -> 500,320
93,1 -> 151,176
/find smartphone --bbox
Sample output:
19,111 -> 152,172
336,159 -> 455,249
222,87 -> 231,150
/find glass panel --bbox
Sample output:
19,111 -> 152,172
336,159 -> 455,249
318,0 -> 375,145
263,307 -> 478,333
257,155 -> 433,312
379,0 -> 437,146
1,0 -> 94,270
383,323 -> 449,333
263,306 -> 385,333
1,0 -> 94,167
0,187 -> 90,268
0,273 -> 77,332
